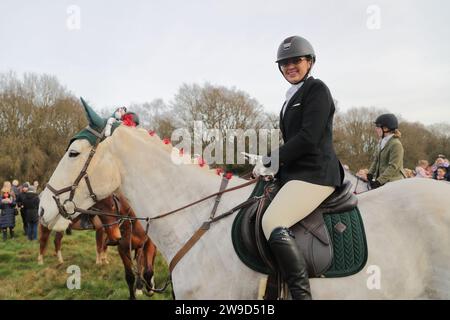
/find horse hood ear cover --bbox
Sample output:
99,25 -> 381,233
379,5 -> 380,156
67,97 -> 110,149
80,97 -> 107,132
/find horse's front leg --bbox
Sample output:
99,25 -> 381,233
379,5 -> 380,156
38,223 -> 50,265
143,239 -> 157,294
54,231 -> 64,264
95,229 -> 109,264
118,244 -> 136,300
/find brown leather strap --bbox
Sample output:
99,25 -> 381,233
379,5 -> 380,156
46,184 -> 73,196
168,195 -> 261,273
151,178 -> 257,220
169,221 -> 211,273
209,176 -> 229,219
84,175 -> 97,202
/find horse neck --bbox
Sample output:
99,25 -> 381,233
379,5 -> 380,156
111,128 -> 250,261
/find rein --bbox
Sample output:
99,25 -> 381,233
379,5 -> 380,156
352,175 -> 371,194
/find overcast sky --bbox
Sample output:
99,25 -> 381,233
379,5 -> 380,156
1,0 -> 449,125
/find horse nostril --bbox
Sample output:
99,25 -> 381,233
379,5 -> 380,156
39,208 -> 45,218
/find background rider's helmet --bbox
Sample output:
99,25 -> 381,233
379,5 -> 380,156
276,36 -> 316,64
374,113 -> 399,130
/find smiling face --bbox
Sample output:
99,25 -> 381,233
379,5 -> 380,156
279,56 -> 312,84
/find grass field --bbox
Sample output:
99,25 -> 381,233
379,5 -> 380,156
0,218 -> 172,300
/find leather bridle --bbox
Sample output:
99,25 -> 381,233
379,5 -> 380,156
46,126 -> 105,220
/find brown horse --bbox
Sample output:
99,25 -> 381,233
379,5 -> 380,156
38,212 -> 115,265
38,194 -> 158,300
97,194 -> 157,300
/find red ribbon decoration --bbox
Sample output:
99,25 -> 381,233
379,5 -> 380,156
197,156 -> 206,167
122,114 -> 137,127
163,138 -> 171,145
225,172 -> 233,180
148,130 -> 156,136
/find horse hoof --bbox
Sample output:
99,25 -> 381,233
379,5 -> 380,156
143,289 -> 154,297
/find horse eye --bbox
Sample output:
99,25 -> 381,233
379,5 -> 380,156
69,151 -> 80,158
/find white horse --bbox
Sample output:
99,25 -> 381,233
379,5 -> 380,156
39,123 -> 450,299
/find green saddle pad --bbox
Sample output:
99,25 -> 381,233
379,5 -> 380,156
231,181 -> 368,278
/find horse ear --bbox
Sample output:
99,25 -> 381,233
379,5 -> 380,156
80,97 -> 106,131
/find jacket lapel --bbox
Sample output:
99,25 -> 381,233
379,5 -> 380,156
279,102 -> 286,138
380,136 -> 394,152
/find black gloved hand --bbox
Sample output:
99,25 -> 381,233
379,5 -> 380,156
370,180 -> 381,189
366,173 -> 373,182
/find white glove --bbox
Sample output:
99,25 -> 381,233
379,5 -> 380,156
242,152 -> 276,179
105,117 -> 117,137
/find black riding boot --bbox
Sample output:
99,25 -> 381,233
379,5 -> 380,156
268,227 -> 312,300
9,228 -> 14,239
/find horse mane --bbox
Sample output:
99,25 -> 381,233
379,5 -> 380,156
119,126 -> 220,178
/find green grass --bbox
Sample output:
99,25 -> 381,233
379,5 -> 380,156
0,219 -> 172,300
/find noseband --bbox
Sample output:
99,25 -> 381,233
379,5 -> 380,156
46,126 -> 105,220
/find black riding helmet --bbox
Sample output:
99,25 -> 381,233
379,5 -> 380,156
375,113 -> 398,131
276,36 -> 316,84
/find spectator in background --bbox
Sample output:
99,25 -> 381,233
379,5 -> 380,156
404,168 -> 415,178
0,181 -> 16,240
434,167 -> 449,181
431,156 -> 449,174
33,180 -> 40,194
16,183 -> 30,235
444,158 -> 450,167
415,160 -> 432,178
20,185 -> 40,240
12,180 -> 20,196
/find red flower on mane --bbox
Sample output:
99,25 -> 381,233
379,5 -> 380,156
225,172 -> 233,180
122,114 -> 137,127
163,138 -> 171,145
216,168 -> 224,176
197,156 -> 206,167
148,130 -> 156,136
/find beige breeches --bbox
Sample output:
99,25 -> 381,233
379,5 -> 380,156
262,180 -> 335,239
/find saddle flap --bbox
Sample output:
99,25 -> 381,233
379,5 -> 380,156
298,210 -> 330,245
291,209 -> 333,276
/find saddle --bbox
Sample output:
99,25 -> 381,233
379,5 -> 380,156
232,179 -> 362,278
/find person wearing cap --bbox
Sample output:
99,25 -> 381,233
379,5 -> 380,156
366,114 -> 406,189
252,36 -> 345,299
16,182 -> 30,235
17,185 -> 40,240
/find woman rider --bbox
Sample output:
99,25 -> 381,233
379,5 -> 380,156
366,114 -> 406,189
252,36 -> 344,299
